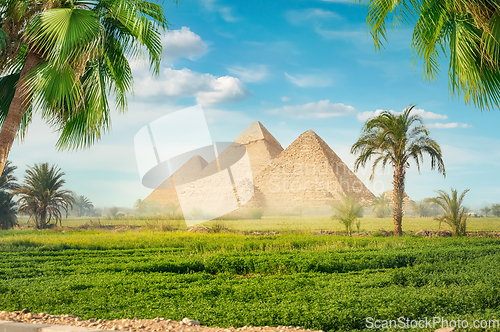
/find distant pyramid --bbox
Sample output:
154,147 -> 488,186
253,129 -> 375,211
144,155 -> 208,206
234,121 -> 284,176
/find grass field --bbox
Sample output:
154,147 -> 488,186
1,230 -> 500,331
15,215 -> 500,233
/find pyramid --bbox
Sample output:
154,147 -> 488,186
143,155 -> 208,207
234,121 -> 284,176
253,129 -> 375,211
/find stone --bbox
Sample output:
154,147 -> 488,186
182,318 -> 201,326
434,328 -> 454,332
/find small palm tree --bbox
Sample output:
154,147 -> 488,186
480,206 -> 491,217
370,194 -> 391,218
412,200 -> 431,217
0,160 -> 19,229
351,105 -> 445,236
72,195 -> 94,217
16,163 -> 74,229
332,193 -> 364,236
426,188 -> 470,237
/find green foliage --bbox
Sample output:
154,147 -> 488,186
0,0 -> 174,151
492,204 -> 500,217
351,105 -> 445,236
361,0 -> 500,110
250,208 -> 264,220
16,163 -> 75,229
108,207 -> 119,218
72,195 -> 94,217
412,200 -> 432,217
426,188 -> 470,236
0,231 -> 500,331
481,206 -> 492,216
0,161 -> 18,229
331,193 -> 363,236
370,194 -> 391,218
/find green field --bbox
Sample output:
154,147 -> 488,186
15,215 -> 500,233
1,230 -> 500,331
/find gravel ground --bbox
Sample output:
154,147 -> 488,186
0,309 -> 319,332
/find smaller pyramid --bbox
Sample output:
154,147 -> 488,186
144,155 -> 208,206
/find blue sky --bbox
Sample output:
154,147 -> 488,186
9,0 -> 500,210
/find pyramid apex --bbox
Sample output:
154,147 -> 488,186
234,121 -> 283,148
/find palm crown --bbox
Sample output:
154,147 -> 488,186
0,0 -> 171,174
17,162 -> 75,228
351,105 -> 445,179
364,0 -> 500,110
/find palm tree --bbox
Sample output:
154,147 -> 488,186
0,0 -> 172,175
370,194 -> 391,218
332,193 -> 364,236
480,206 -> 491,217
72,194 -> 93,217
0,160 -> 18,229
492,204 -> 500,217
412,200 -> 431,217
362,0 -> 500,110
351,105 -> 445,236
16,163 -> 74,229
426,188 -> 470,236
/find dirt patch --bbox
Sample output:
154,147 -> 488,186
0,309 -> 318,332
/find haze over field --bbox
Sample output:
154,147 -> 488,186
8,0 -> 500,209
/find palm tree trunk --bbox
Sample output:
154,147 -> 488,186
392,165 -> 406,236
0,51 -> 40,175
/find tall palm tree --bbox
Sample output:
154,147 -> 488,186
72,194 -> 93,217
16,163 -> 74,228
351,105 -> 445,236
0,0 -> 172,175
426,188 -> 470,236
0,160 -> 18,229
370,194 -> 391,218
332,193 -> 364,236
362,0 -> 500,110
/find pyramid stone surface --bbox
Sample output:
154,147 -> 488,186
253,129 -> 375,211
234,121 -> 284,176
144,155 -> 208,206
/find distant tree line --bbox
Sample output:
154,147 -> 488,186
0,161 -> 96,229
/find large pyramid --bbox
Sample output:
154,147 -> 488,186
253,129 -> 375,211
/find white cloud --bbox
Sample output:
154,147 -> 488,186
266,100 -> 355,119
133,67 -> 252,106
357,108 -> 449,122
161,27 -> 208,60
227,65 -> 268,82
204,108 -> 253,125
286,9 -> 340,25
285,72 -> 332,88
315,27 -> 368,42
281,96 -> 290,102
219,7 -> 240,22
356,108 -> 469,129
428,123 -> 470,129
321,0 -> 351,3
200,0 -> 240,22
